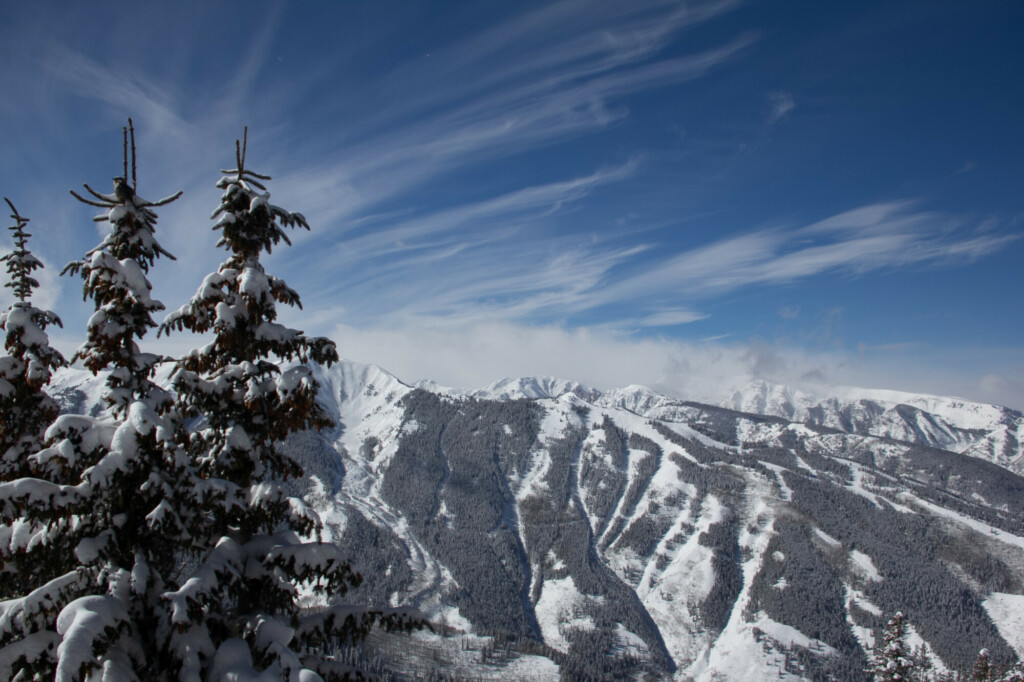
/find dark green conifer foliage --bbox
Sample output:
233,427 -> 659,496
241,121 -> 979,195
59,119 -> 188,587
160,128 -> 340,536
1,125 -> 418,681
995,661 -> 1024,682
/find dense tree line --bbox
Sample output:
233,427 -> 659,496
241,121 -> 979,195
578,415 -> 628,542
785,471 -> 1016,670
650,412 -> 1022,678
746,520 -> 869,681
380,390 -> 542,639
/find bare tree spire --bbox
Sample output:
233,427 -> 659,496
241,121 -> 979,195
122,124 -> 129,182
129,117 -> 137,189
235,125 -> 249,176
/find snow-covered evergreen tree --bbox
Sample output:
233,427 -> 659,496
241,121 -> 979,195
975,649 -> 994,682
0,198 -> 66,480
870,612 -> 918,681
0,123 -> 194,680
159,130 -> 418,680
0,198 -> 68,601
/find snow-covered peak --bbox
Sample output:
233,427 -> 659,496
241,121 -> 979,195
832,386 -> 1018,431
310,359 -> 412,417
720,379 -> 818,421
721,378 -> 1019,433
413,378 -> 464,396
594,384 -> 671,414
46,357 -> 1024,476
470,376 -> 602,403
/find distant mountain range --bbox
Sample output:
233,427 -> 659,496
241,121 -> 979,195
49,361 -> 1024,680
463,375 -> 1024,477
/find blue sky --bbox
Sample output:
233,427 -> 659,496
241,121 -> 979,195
2,1 -> 1023,408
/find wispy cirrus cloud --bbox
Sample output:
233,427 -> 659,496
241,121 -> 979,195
638,309 -> 710,327
584,201 -> 1017,315
21,0 -> 755,333
358,0 -> 745,134
327,159 -> 640,260
272,1 -> 754,228
766,91 -> 795,124
44,47 -> 197,149
296,196 -> 1018,335
5,0 -> 1020,412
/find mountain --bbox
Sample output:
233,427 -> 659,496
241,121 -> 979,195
462,374 -> 1024,477
719,379 -> 1024,476
48,361 -> 1024,680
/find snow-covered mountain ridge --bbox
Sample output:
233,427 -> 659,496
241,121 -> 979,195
48,360 -> 1024,680
438,372 -> 1024,477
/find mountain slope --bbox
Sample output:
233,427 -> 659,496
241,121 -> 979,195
50,361 -> 1024,680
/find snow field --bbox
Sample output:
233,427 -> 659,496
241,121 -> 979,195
686,476 -> 787,681
533,575 -> 600,653
901,493 -> 1024,552
750,612 -> 837,656
844,585 -> 881,651
983,593 -> 1024,658
813,528 -> 841,549
762,461 -> 794,501
638,494 -> 721,671
903,620 -> 952,675
849,550 -> 882,582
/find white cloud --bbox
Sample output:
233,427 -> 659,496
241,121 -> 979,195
328,319 -> 1024,410
767,90 -> 795,124
331,320 -> 728,395
637,309 -> 709,327
778,305 -> 800,319
575,202 -> 1017,315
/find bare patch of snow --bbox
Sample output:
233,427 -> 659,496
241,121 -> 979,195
844,585 -> 880,652
751,612 -> 838,656
849,550 -> 882,582
534,576 -> 601,654
814,528 -> 842,549
984,593 -> 1024,658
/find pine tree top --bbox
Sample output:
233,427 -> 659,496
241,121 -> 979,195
64,120 -> 182,412
3,198 -> 44,304
66,121 -> 181,277
0,199 -> 65,373
210,128 -> 309,260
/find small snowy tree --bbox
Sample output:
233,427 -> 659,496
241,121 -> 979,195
0,199 -> 68,600
870,612 -> 918,681
975,649 -> 994,682
0,198 -> 66,479
159,129 -> 418,680
0,122 -> 192,680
